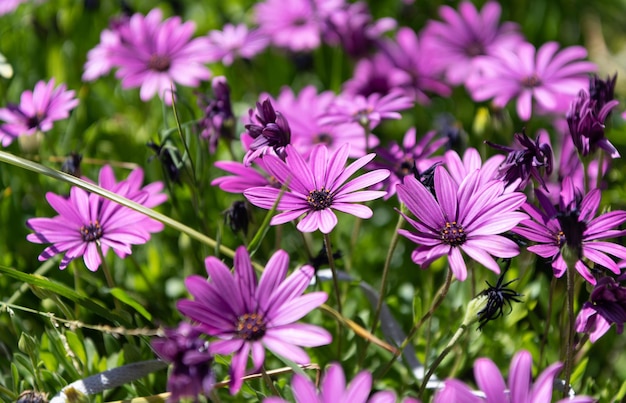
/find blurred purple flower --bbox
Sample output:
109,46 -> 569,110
0,79 -> 78,147
342,53 -> 411,98
380,27 -> 451,104
197,76 -> 235,153
243,98 -> 292,166
82,17 -> 127,81
206,23 -> 269,66
245,143 -> 389,233
421,1 -> 524,86
151,323 -> 214,402
212,159 -> 278,194
322,1 -> 396,58
27,166 -> 166,272
319,90 -> 413,129
433,350 -> 594,403
177,247 -> 331,393
264,362 -> 421,403
371,128 -> 447,199
468,41 -> 596,120
84,9 -> 212,104
567,75 -> 620,158
397,166 -> 527,281
513,178 -> 626,284
486,129 -> 553,190
576,275 -> 626,342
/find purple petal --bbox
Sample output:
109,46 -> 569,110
508,351 -> 532,403
267,323 -> 332,347
474,357 -> 507,403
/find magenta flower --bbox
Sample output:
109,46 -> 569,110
342,53 -> 412,98
85,9 -> 212,104
206,23 -> 269,66
197,76 -> 236,153
82,17 -> 126,81
177,247 -> 331,394
319,90 -> 413,130
397,166 -> 527,281
244,144 -> 389,234
211,160 -> 277,194
468,41 -> 596,120
243,98 -> 292,166
576,275 -> 626,342
421,1 -> 524,86
0,79 -> 78,147
433,350 -> 594,403
444,147 -> 505,188
513,178 -> 626,284
264,362 -> 420,403
26,166 -> 166,272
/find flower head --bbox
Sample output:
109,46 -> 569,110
576,275 -> 626,342
151,323 -> 214,402
85,9 -> 212,104
26,166 -> 166,272
177,247 -> 331,393
513,178 -> 626,284
477,263 -> 523,330
0,79 -> 78,147
205,23 -> 268,66
243,98 -> 292,165
244,144 -> 389,234
397,166 -> 527,281
197,76 -> 236,154
468,41 -> 596,120
433,350 -> 594,403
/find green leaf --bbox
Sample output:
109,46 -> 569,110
110,288 -> 152,321
66,331 -> 87,366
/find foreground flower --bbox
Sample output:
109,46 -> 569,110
264,362 -> 420,403
244,144 -> 389,233
85,9 -> 212,104
151,323 -> 214,402
26,166 -> 166,272
513,178 -> 626,284
397,166 -> 527,281
177,247 -> 331,393
433,350 -> 594,402
576,275 -> 626,342
0,79 -> 78,146
468,41 -> 596,120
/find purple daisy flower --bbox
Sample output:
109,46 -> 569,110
0,78 -> 78,147
319,90 -> 413,130
421,1 -> 524,86
211,159 -> 277,194
177,246 -> 331,394
82,17 -> 127,81
444,147 -> 505,189
397,166 -> 527,281
371,128 -> 447,199
26,166 -> 166,272
86,9 -> 212,104
205,23 -> 269,66
342,53 -> 412,98
576,275 -> 626,342
467,41 -> 596,120
264,362 -> 421,403
243,98 -> 292,166
197,76 -> 236,154
513,178 -> 626,284
244,143 -> 389,234
151,322 -> 214,402
433,350 -> 594,403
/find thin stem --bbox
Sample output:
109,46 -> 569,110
323,233 -> 342,315
261,366 -> 280,397
97,244 -> 121,311
377,269 -> 454,379
540,276 -> 557,365
595,151 -> 605,189
563,262 -> 576,398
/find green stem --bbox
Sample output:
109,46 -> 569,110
261,366 -> 280,397
539,276 -> 557,365
563,259 -> 576,398
419,324 -> 467,397
323,233 -> 342,315
97,244 -> 121,311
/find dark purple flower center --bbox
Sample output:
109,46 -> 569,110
398,157 -> 415,176
148,54 -> 172,72
26,112 -> 44,130
80,221 -> 103,242
440,221 -> 466,246
307,188 -> 333,211
521,74 -> 542,88
555,230 -> 566,246
236,313 -> 266,341
313,133 -> 333,146
465,41 -> 485,57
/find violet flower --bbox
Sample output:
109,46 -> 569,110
177,247 -> 331,393
151,323 -> 214,402
468,41 -> 596,120
205,23 -> 269,66
82,17 -> 126,81
486,129 -> 553,190
243,98 -> 292,166
433,350 -> 594,402
85,9 -> 213,104
397,166 -> 527,281
244,144 -> 389,234
576,275 -> 626,342
342,53 -> 411,98
0,79 -> 78,147
26,166 -> 166,272
197,76 -> 236,154
443,147 -> 505,188
513,178 -> 626,284
421,1 -> 524,86
211,159 -> 278,194
264,362 -> 420,403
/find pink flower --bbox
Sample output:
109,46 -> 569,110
0,79 -> 78,147
206,23 -> 269,66
244,143 -> 389,233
